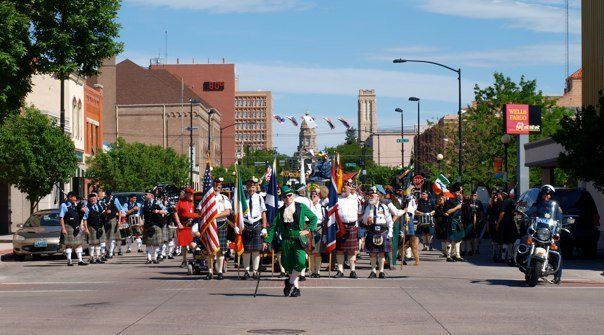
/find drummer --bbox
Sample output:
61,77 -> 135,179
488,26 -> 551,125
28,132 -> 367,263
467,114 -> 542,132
123,194 -> 143,253
415,191 -> 435,251
361,186 -> 394,279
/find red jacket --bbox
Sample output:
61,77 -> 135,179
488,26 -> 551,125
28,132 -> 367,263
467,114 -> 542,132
176,199 -> 198,223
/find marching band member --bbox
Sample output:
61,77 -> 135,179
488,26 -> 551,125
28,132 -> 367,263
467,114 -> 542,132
59,192 -> 88,266
83,193 -> 106,264
416,191 -> 435,251
124,194 -> 142,253
142,189 -> 167,264
444,183 -> 465,262
99,190 -> 122,260
362,187 -> 394,278
334,180 -> 361,279
241,177 -> 267,280
462,191 -> 484,256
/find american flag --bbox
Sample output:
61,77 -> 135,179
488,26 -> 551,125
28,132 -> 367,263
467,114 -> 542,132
197,162 -> 220,255
263,164 -> 272,183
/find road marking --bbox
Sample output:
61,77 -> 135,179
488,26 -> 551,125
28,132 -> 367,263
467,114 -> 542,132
0,289 -> 94,293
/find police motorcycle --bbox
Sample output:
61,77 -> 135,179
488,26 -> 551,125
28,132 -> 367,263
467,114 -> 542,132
514,201 -> 569,287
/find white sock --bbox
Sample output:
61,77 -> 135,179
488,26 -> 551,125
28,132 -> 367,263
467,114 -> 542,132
161,244 -> 167,257
277,253 -> 285,273
454,242 -> 461,257
445,242 -> 452,257
66,248 -> 73,261
378,254 -> 385,272
336,254 -> 345,273
76,247 -> 83,262
370,254 -> 377,273
100,243 -> 106,255
168,241 -> 175,255
252,252 -> 260,272
290,270 -> 300,288
153,247 -> 159,260
126,237 -> 132,250
109,240 -> 116,256
349,254 -> 357,272
89,247 -> 95,259
146,246 -> 152,261
313,255 -> 322,274
242,253 -> 251,271
136,238 -> 142,249
216,255 -> 225,273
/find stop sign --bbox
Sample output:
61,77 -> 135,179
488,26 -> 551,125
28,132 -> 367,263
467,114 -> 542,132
412,175 -> 425,188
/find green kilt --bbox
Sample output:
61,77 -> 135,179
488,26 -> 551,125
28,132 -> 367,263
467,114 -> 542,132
144,225 -> 163,246
87,226 -> 106,245
446,218 -> 465,242
63,225 -> 85,247
217,221 -> 229,251
243,223 -> 263,252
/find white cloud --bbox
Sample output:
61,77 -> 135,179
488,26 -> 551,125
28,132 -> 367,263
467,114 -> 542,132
369,42 -> 581,68
416,0 -> 580,34
235,63 -> 475,104
125,0 -> 313,13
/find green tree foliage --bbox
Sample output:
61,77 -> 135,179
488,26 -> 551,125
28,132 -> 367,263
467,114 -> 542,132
553,95 -> 604,191
345,127 -> 357,145
324,141 -> 372,172
458,73 -> 573,190
0,1 -> 33,122
86,138 -> 189,192
0,107 -> 77,212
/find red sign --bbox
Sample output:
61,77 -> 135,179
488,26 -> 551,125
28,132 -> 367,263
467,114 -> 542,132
504,104 -> 530,134
412,175 -> 425,189
203,81 -> 225,91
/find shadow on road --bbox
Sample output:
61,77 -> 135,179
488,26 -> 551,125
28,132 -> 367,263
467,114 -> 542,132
470,279 -> 527,287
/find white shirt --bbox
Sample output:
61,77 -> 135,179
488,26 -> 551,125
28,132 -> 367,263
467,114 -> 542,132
192,223 -> 199,234
246,193 -> 266,222
309,201 -> 324,221
215,193 -> 232,222
294,195 -> 312,207
362,202 -> 394,238
338,194 -> 361,224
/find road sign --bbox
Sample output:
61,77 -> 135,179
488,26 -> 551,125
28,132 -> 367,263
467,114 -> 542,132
253,161 -> 267,166
396,138 -> 409,143
412,175 -> 425,188
278,160 -> 286,166
344,162 -> 357,167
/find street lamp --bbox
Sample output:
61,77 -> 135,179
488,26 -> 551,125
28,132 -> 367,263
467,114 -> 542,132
437,153 -> 444,174
188,99 -> 200,187
408,97 -> 420,173
395,108 -> 405,168
207,108 -> 217,160
394,58 -> 462,183
501,134 -> 511,191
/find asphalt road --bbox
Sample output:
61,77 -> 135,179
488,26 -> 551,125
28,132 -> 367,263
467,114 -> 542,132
1,247 -> 603,335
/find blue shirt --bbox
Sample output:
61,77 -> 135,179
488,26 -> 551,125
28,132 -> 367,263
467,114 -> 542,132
59,202 -> 77,218
83,203 -> 101,220
124,201 -> 142,216
100,196 -> 123,214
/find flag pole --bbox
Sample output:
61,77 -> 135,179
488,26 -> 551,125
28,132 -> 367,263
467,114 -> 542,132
328,252 -> 332,277
271,250 -> 275,277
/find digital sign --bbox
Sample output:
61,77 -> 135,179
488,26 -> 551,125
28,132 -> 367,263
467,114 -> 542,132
203,81 -> 225,91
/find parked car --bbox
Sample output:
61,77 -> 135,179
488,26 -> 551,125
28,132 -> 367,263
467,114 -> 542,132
12,209 -> 88,260
516,187 -> 600,258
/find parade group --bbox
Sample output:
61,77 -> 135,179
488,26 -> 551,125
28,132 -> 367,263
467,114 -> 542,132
59,168 -> 521,298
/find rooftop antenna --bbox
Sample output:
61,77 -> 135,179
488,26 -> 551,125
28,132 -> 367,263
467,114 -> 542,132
565,0 -> 569,79
165,30 -> 168,64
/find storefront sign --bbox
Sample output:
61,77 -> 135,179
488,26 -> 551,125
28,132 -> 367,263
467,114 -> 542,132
504,104 -> 542,135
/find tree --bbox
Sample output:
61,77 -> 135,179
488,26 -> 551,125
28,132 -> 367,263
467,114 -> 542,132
0,107 -> 77,213
459,73 -> 573,190
0,1 -> 33,122
553,95 -> 604,191
324,141 -> 372,173
345,127 -> 357,145
86,138 -> 189,192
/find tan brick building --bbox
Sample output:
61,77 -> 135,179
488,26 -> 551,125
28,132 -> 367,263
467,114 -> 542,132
115,60 -> 221,188
234,91 -> 273,156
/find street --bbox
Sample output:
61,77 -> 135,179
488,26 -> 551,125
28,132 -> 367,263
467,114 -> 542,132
1,247 -> 603,335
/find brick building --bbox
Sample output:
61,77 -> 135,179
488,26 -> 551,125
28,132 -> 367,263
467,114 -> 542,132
115,60 -> 221,188
84,83 -> 103,194
234,91 -> 273,156
550,68 -> 582,108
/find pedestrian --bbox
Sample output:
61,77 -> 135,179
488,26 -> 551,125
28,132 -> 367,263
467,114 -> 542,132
241,177 -> 267,280
433,196 -> 448,257
444,183 -> 465,262
416,191 -> 435,251
99,190 -> 122,260
334,180 -> 362,279
487,191 -> 502,262
59,192 -> 88,266
402,191 -> 420,266
83,193 -> 106,264
362,187 -> 394,278
264,185 -> 317,297
461,191 -> 484,256
142,189 -> 167,264
496,192 -> 518,265
203,178 -> 232,280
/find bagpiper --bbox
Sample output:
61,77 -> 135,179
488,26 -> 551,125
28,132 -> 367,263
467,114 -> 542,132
99,190 -> 123,259
264,186 -> 317,297
142,189 -> 167,264
362,187 -> 394,278
444,182 -> 465,262
83,193 -> 106,264
59,192 -> 88,266
335,180 -> 361,279
241,177 -> 267,279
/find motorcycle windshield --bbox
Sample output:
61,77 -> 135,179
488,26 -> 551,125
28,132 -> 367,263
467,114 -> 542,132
532,201 -> 563,224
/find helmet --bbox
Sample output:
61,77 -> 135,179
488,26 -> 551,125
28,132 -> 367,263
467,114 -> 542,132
540,184 -> 555,196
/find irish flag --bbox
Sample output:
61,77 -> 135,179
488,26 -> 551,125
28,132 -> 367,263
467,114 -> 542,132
432,174 -> 455,198
232,162 -> 248,255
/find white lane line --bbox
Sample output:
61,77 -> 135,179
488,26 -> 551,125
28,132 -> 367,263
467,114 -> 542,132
0,289 -> 94,293
1,281 -> 114,285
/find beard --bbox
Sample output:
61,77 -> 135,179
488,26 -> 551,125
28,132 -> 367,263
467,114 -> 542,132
369,198 -> 379,205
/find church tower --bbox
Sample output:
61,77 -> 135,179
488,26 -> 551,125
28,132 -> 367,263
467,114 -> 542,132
358,89 -> 377,143
295,112 -> 318,173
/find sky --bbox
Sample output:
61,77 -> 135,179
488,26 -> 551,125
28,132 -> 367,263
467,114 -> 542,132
118,0 -> 581,155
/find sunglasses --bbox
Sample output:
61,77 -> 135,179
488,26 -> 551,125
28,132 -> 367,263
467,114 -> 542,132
285,194 -> 294,197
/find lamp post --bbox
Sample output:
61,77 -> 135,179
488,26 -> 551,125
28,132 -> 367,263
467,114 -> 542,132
207,108 -> 216,161
437,153 -> 444,174
395,108 -> 405,168
189,99 -> 200,187
408,97 -> 420,173
501,134 -> 511,191
394,59 -> 462,182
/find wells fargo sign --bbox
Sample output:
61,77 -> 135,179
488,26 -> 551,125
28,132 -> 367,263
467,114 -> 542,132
504,104 -> 542,135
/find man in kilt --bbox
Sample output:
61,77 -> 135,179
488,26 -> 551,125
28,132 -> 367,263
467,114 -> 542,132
159,194 -> 177,261
335,180 -> 362,279
241,177 -> 267,280
461,191 -> 484,257
99,190 -> 123,260
203,177 -> 232,280
123,194 -> 142,253
362,187 -> 394,278
83,193 -> 106,264
308,185 -> 327,278
444,183 -> 465,262
59,192 -> 88,266
142,189 -> 168,264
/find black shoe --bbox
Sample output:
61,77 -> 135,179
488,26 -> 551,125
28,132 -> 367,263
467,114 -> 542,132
88,259 -> 95,264
446,257 -> 455,262
252,272 -> 259,279
101,256 -> 107,262
107,255 -> 113,259
368,272 -> 377,279
97,258 -> 105,264
349,271 -> 358,279
453,257 -> 464,262
152,260 -> 159,264
278,272 -> 286,278
553,276 -> 561,285
126,250 -> 131,253
378,272 -> 386,279
145,260 -> 152,264
334,271 -> 344,278
118,251 -> 123,256
289,287 -> 301,297
403,260 -> 408,265
206,273 -> 213,280
78,261 -> 88,266
167,255 -> 174,260
138,249 -> 143,253
283,279 -> 293,297
461,251 -> 466,256
242,272 -> 251,280
217,273 -> 224,280
180,261 -> 187,268
468,250 -> 474,257
67,261 -> 74,266
299,275 -> 306,282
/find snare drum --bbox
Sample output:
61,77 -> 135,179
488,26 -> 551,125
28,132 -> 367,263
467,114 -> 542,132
417,213 -> 434,227
128,215 -> 143,236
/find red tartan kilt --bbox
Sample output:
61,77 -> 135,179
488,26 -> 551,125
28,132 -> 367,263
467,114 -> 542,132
336,226 -> 359,253
177,227 -> 193,247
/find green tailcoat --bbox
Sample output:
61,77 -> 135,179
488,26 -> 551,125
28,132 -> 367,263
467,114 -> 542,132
265,202 -> 317,273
